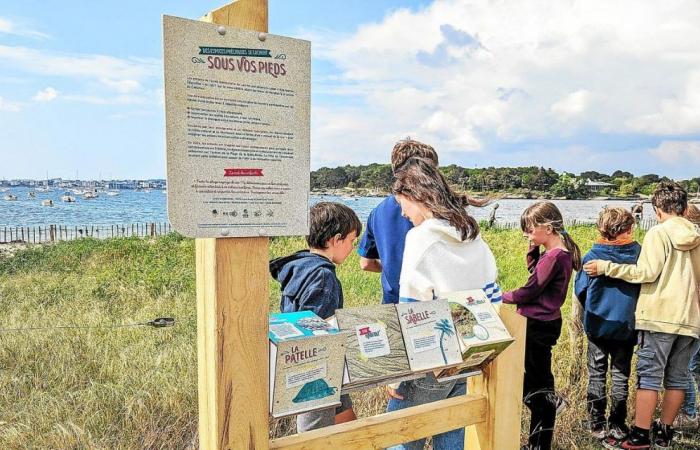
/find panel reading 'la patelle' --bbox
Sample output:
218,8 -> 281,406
163,15 -> 310,238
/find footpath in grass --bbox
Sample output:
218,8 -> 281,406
1,227 -> 699,449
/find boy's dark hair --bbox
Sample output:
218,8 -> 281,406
597,207 -> 635,241
652,181 -> 688,215
391,138 -> 439,173
307,202 -> 362,249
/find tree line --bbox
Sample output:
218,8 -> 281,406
311,165 -> 700,199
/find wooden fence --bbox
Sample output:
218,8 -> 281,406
492,217 -> 657,231
0,222 -> 172,244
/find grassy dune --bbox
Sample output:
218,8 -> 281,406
1,228 -> 699,449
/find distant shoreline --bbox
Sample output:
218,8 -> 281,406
311,189 -> 651,202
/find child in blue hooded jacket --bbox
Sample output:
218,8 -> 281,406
575,207 -> 641,441
269,202 -> 362,432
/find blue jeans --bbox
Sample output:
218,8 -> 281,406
386,373 -> 466,450
682,341 -> 700,417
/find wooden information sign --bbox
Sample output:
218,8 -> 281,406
164,15 -> 310,238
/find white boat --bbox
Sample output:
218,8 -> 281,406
41,199 -> 54,207
72,189 -> 85,195
83,191 -> 99,199
107,190 -> 120,196
0,188 -> 8,192
4,194 -> 17,201
61,194 -> 76,203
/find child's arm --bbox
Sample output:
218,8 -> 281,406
357,214 -> 381,272
502,252 -> 560,304
589,229 -> 666,284
296,269 -> 340,319
398,268 -> 434,302
526,244 -> 541,273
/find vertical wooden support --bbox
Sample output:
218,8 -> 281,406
196,237 -> 269,450
465,307 -> 526,450
197,2 -> 269,450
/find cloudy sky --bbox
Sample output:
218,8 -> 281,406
1,0 -> 700,180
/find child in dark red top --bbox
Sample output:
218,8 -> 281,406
502,201 -> 582,450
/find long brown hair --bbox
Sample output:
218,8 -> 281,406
520,201 -> 582,270
392,158 -> 479,241
390,138 -> 439,173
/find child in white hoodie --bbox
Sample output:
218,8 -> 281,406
384,157 -> 501,450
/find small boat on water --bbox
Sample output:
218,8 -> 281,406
4,194 -> 17,201
28,191 -> 36,198
72,189 -> 85,195
83,190 -> 99,199
41,199 -> 54,207
107,190 -> 120,196
61,194 -> 76,203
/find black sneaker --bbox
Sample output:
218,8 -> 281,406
590,422 -> 607,439
608,423 -> 629,441
602,426 -> 650,450
651,420 -> 674,449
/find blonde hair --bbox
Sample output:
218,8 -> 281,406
597,207 -> 635,240
686,204 -> 700,226
520,201 -> 582,270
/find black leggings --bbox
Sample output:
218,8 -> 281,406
524,317 -> 562,450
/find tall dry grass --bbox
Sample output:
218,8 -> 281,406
1,227 -> 699,448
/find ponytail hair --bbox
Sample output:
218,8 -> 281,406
392,158 -> 480,241
520,201 -> 582,271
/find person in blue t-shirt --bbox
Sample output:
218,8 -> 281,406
358,138 -> 489,304
357,139 -> 439,304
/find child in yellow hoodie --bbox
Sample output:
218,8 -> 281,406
584,182 -> 700,450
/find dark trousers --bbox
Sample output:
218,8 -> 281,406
586,336 -> 634,427
524,317 -> 562,450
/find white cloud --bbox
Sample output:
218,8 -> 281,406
309,0 -> 700,166
550,90 -> 591,120
0,16 -> 50,39
33,87 -> 58,102
625,70 -> 700,134
0,45 -> 159,95
649,141 -> 700,164
98,78 -> 143,94
0,96 -> 22,112
61,93 -> 154,105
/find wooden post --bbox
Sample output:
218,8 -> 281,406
465,307 -> 526,450
197,3 -> 269,450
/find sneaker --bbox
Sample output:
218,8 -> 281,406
602,426 -> 650,450
608,423 -> 629,441
590,423 -> 607,440
672,412 -> 698,429
651,420 -> 674,449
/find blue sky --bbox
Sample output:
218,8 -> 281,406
1,1 -> 700,180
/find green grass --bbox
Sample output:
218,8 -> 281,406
1,228 -> 698,449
